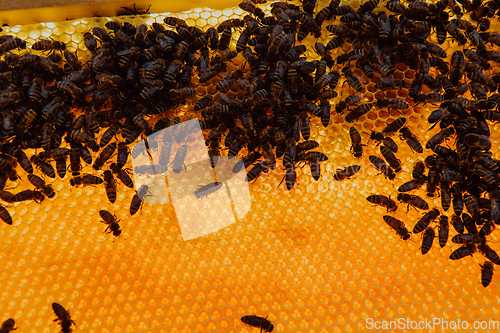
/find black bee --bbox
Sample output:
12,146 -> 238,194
103,170 -> 117,204
366,195 -> 397,212
93,142 -> 117,170
0,318 -> 16,332
239,2 -> 265,19
479,244 -> 500,265
172,145 -> 188,173
398,193 -> 429,211
246,163 -> 268,182
413,208 -> 440,233
481,261 -> 494,287
421,228 -> 435,255
383,215 -> 411,240
52,302 -> 75,333
70,174 -> 104,187
369,156 -> 395,180
382,118 -> 406,135
345,103 -> 372,123
99,210 -> 122,237
130,185 -> 150,216
28,174 -> 55,198
334,165 -> 361,181
450,245 -> 476,260
194,182 -> 223,199
380,146 -> 401,173
369,132 -> 398,153
398,177 -> 427,192
438,215 -> 449,248
0,204 -> 12,225
11,189 -> 45,204
412,161 -> 425,178
241,315 -> 274,332
400,127 -> 423,153
349,127 -> 363,158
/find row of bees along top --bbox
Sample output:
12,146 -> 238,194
0,0 -> 499,290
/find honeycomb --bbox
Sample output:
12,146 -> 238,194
1,0 -> 500,332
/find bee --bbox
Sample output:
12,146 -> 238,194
172,145 -> 188,173
0,318 -> 16,332
99,210 -> 122,237
92,27 -> 111,42
342,68 -> 362,91
382,118 -> 406,135
163,16 -> 187,28
30,155 -> 56,178
464,133 -> 491,150
239,2 -> 265,19
32,39 -> 66,51
369,155 -> 395,180
479,244 -> 500,265
398,193 -> 429,211
413,93 -> 445,104
368,132 -> 398,153
52,302 -> 75,333
452,192 -> 464,216
246,163 -> 268,182
81,32 -> 97,51
421,228 -> 435,255
411,161 -> 425,179
68,130 -> 99,152
478,18 -> 490,32
463,194 -> 480,221
411,208 -> 439,234
375,78 -> 405,90
366,194 -> 397,212
298,111 -> 311,140
0,205 -> 12,225
451,233 -> 486,245
481,261 -> 494,287
400,127 -> 423,153
115,143 -> 130,170
12,189 -> 45,203
70,174 -> 104,187
397,176 -> 427,193
380,146 -> 401,173
345,103 -> 372,123
63,49 -> 82,70
349,127 -> 363,158
333,165 -> 361,181
382,215 -> 411,240
425,127 -> 455,149
103,170 -> 117,204
337,49 -> 366,64
93,142 -> 117,170
241,315 -> 274,333
217,70 -> 243,91
194,182 -> 223,199
450,244 -> 476,260
449,51 -> 466,86
110,163 -> 134,189
376,98 -> 409,110
130,185 -> 149,216
7,146 -> 33,174
69,143 -> 82,176
451,214 -> 464,234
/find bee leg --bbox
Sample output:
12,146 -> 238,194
278,174 -> 286,187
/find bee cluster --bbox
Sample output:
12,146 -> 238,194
0,0 -> 499,290
329,0 -> 500,288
